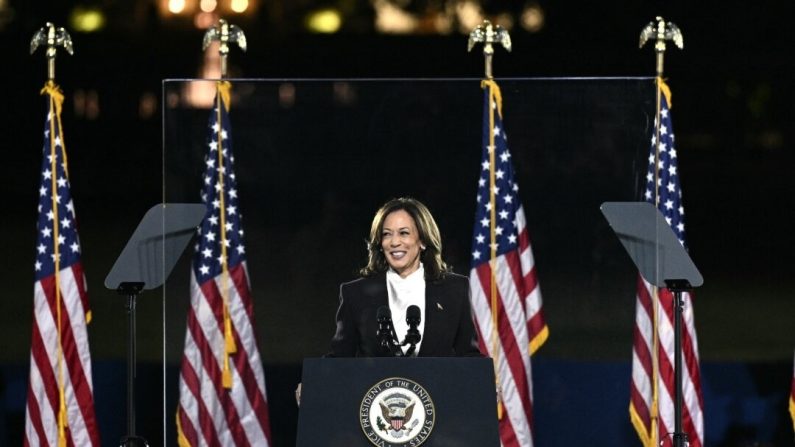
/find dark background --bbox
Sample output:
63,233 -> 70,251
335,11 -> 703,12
0,0 -> 793,446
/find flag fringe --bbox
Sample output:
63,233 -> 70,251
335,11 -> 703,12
789,393 -> 794,434
658,79 -> 673,109
528,325 -> 549,356
629,402 -> 653,447
176,410 -> 191,447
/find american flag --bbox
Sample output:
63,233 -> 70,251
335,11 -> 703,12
176,82 -> 273,446
25,83 -> 100,446
629,81 -> 704,447
469,80 -> 547,447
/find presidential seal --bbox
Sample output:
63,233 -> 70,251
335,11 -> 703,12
360,377 -> 435,447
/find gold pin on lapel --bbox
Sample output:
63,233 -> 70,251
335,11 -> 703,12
436,302 -> 444,311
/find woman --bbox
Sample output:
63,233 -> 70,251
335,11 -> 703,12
328,197 -> 481,357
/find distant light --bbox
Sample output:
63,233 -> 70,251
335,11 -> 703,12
166,91 -> 180,109
306,9 -> 342,33
194,11 -> 216,29
72,89 -> 101,123
89,90 -> 100,119
200,0 -> 216,12
494,13 -> 514,31
0,0 -> 14,31
279,83 -> 295,108
184,81 -> 217,108
756,130 -> 783,150
433,14 -> 453,35
456,1 -> 483,33
73,89 -> 86,117
333,82 -> 356,106
373,0 -> 417,34
521,3 -> 545,33
230,0 -> 248,13
139,92 -> 158,120
201,41 -> 222,79
69,7 -> 106,32
168,0 -> 186,14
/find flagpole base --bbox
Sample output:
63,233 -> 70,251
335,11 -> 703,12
118,282 -> 145,447
672,432 -> 688,447
665,279 -> 692,447
119,435 -> 149,447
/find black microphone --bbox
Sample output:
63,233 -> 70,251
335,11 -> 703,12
376,306 -> 402,357
402,305 -> 422,356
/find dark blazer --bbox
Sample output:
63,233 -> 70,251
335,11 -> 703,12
328,272 -> 481,357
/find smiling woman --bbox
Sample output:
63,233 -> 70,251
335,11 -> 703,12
362,198 -> 446,280
327,197 -> 481,358
380,209 -> 424,278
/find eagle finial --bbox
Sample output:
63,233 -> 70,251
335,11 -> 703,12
468,20 -> 511,79
30,22 -> 74,81
203,19 -> 247,78
639,16 -> 683,77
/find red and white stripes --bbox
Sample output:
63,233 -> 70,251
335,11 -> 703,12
25,265 -> 100,446
177,263 -> 272,447
630,276 -> 704,447
470,206 -> 546,447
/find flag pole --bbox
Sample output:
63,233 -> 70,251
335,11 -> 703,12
639,17 -> 684,447
202,18 -> 247,389
30,23 -> 74,447
468,19 -> 512,422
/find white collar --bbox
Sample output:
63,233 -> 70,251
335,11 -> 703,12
386,263 -> 425,286
386,263 -> 426,356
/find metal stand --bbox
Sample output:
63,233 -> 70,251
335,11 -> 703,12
601,202 -> 703,447
105,203 -> 206,447
401,334 -> 419,357
665,279 -> 691,447
118,282 -> 149,447
400,311 -> 421,357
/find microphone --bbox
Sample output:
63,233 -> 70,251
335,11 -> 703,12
402,305 -> 422,356
376,306 -> 402,357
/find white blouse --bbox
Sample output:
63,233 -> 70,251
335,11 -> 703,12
386,264 -> 426,356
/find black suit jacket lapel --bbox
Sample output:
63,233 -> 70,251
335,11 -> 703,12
419,279 -> 448,357
360,274 -> 389,357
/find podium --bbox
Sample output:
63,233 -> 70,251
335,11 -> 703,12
297,357 -> 500,447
